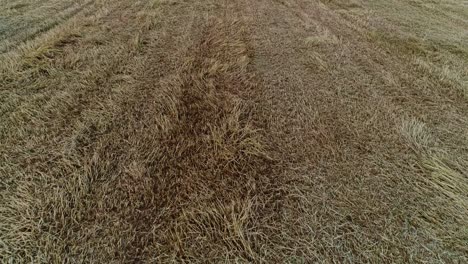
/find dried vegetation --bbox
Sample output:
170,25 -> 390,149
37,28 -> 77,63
1,0 -> 467,263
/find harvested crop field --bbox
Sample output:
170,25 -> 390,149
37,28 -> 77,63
1,0 -> 467,262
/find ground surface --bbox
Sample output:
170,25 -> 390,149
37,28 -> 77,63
1,0 -> 467,262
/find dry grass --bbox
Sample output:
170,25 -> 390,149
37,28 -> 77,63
0,0 -> 94,53
401,118 -> 468,251
1,0 -> 468,262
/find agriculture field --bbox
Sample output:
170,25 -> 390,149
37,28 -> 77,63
1,0 -> 467,262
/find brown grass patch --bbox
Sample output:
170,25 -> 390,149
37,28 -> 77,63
1,14 -> 287,261
1,0 -> 468,262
